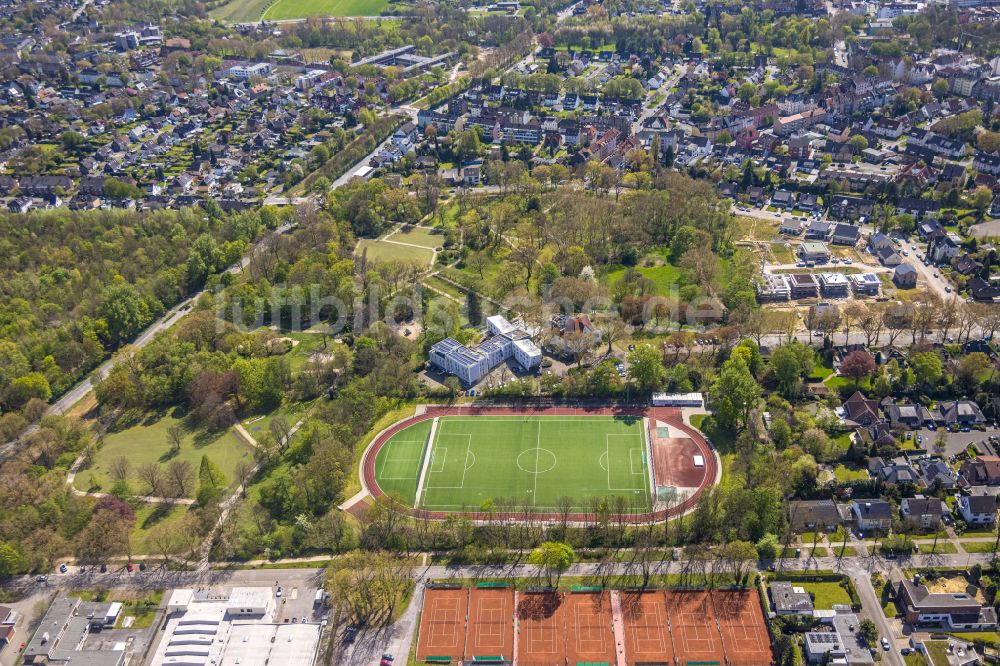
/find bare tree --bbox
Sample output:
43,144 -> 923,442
270,415 -> 292,450
167,424 -> 184,454
136,463 -> 164,496
166,460 -> 195,498
110,456 -> 131,482
858,303 -> 885,346
234,459 -> 254,497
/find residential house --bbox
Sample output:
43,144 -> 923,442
935,400 -> 986,427
896,197 -> 940,220
848,273 -> 881,297
789,273 -> 819,298
918,458 -> 958,490
875,245 -> 904,267
772,189 -> 797,209
850,499 -> 893,532
968,277 -> 1000,303
770,581 -> 815,616
959,456 -> 1000,487
790,500 -> 846,531
831,223 -> 861,246
893,264 -> 918,288
928,233 -> 961,264
867,235 -> 897,258
757,274 -> 791,302
952,254 -> 984,276
857,422 -> 897,451
799,241 -> 831,264
893,575 -> 998,630
804,614 -> 874,665
900,496 -> 947,530
957,494 -> 997,525
805,220 -> 832,240
874,460 -> 921,486
882,399 -> 932,429
844,391 -> 880,426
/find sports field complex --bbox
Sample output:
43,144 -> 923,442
359,405 -> 717,521
414,584 -> 772,665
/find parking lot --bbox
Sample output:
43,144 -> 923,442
905,427 -> 1000,458
274,583 -> 327,625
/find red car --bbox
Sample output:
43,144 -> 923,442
126,562 -> 134,572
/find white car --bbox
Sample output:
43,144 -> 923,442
881,637 -> 890,651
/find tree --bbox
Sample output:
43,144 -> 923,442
167,460 -> 195,498
709,354 -> 761,431
849,135 -> 869,155
234,459 -> 254,497
859,619 -> 879,647
99,281 -> 153,347
109,456 -> 131,482
770,341 -> 814,397
529,541 -> 574,588
0,541 -> 23,578
601,317 -> 629,355
137,463 -> 164,496
911,351 -> 943,388
840,350 -> 876,388
325,552 -> 415,626
443,376 -> 461,403
627,344 -> 667,392
466,290 -> 482,326
197,455 -> 228,506
167,424 -> 184,454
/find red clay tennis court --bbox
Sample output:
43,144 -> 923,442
416,588 -> 468,663
665,590 -> 725,666
516,591 -> 566,666
712,590 -> 773,666
619,590 -> 674,665
564,591 -> 615,664
465,587 -> 514,663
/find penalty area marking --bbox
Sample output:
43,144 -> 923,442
423,433 -> 473,491
378,440 -> 424,480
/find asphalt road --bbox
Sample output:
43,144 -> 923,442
6,548 -> 998,666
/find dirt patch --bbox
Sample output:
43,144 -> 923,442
925,576 -> 983,601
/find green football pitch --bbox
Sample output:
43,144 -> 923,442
372,416 -> 652,512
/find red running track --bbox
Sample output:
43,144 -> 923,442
360,404 -> 718,523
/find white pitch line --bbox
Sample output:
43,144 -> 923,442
533,420 -> 541,504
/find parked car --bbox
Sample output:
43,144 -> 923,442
59,563 -> 68,573
35,575 -> 48,582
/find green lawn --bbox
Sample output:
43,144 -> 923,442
924,640 -> 952,666
131,503 -> 196,557
798,581 -> 853,609
918,542 -> 958,554
252,0 -> 388,19
390,225 -> 447,250
357,239 -> 434,267
960,541 -> 999,554
833,464 -> 869,482
77,415 -> 252,499
373,419 -> 432,505
606,263 -> 684,295
373,415 -> 652,512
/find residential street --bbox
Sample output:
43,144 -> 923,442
5,548 -> 999,665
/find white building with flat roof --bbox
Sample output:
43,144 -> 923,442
429,315 -> 542,386
150,587 -> 318,666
